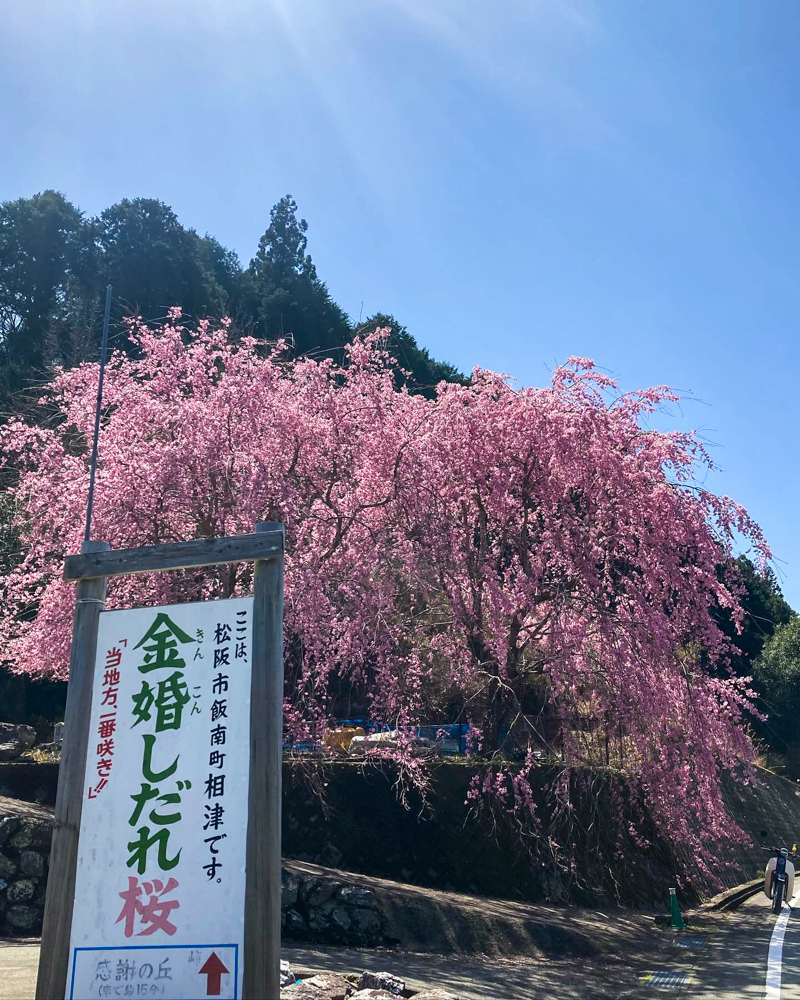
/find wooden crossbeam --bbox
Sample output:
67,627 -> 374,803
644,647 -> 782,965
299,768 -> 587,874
63,529 -> 284,580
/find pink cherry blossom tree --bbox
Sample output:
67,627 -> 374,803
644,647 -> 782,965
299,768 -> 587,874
0,312 -> 769,882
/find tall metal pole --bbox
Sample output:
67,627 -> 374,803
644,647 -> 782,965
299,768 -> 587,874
84,284 -> 112,542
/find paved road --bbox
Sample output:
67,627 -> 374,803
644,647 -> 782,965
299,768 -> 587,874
624,890 -> 800,999
676,891 -> 800,999
0,940 -> 38,1000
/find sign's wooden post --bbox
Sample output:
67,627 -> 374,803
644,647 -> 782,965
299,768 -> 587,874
36,540 -> 110,1000
245,522 -> 285,1000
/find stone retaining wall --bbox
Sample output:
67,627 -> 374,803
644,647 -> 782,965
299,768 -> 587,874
6,759 -> 800,917
281,870 -> 388,947
0,795 -> 389,946
0,797 -> 53,936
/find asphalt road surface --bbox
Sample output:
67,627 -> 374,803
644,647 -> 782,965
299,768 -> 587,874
673,890 -> 800,999
629,889 -> 800,999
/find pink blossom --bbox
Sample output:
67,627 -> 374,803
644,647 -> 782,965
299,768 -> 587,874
0,316 -> 770,880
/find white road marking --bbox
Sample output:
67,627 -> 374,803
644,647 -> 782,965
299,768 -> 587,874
765,890 -> 799,999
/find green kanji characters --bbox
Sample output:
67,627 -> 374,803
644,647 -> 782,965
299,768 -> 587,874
134,613 -> 195,675
131,673 -> 190,732
126,827 -> 181,874
124,612 -> 202,881
128,780 -> 191,827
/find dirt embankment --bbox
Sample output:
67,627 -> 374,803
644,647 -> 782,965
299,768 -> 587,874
284,859 -> 658,960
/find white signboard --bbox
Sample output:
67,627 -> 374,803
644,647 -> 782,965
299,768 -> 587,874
67,598 -> 253,1000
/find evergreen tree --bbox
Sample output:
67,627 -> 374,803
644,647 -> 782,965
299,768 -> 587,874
0,190 -> 461,403
246,195 -> 351,355
714,556 -> 794,670
709,556 -> 796,753
754,615 -> 800,755
198,234 -> 243,306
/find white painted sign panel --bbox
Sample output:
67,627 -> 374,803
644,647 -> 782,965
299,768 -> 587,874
67,598 -> 253,1000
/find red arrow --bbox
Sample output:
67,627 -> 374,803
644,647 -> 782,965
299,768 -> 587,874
199,952 -> 230,997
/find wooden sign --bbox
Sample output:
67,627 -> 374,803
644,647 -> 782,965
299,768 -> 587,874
36,525 -> 284,1000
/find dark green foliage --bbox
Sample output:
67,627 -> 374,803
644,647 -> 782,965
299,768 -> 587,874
753,616 -> 800,753
246,195 -> 351,355
715,556 -> 794,671
710,556 -> 798,758
197,235 -> 244,314
0,190 -> 92,398
704,556 -> 796,756
97,198 -> 226,324
0,491 -> 20,576
0,195 -> 242,397
0,493 -> 66,731
0,670 -> 67,734
0,189 -> 461,395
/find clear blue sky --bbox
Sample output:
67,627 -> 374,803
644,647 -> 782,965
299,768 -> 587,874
2,1 -> 799,607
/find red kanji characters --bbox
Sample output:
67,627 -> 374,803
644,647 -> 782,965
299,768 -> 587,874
88,645 -> 123,800
115,876 -> 180,937
98,715 -> 117,740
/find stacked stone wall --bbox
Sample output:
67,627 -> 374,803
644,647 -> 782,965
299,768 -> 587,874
0,797 -> 52,936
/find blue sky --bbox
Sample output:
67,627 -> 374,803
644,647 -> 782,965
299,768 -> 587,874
2,0 -> 799,606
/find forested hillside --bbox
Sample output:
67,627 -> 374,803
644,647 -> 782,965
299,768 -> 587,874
0,190 -> 462,407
